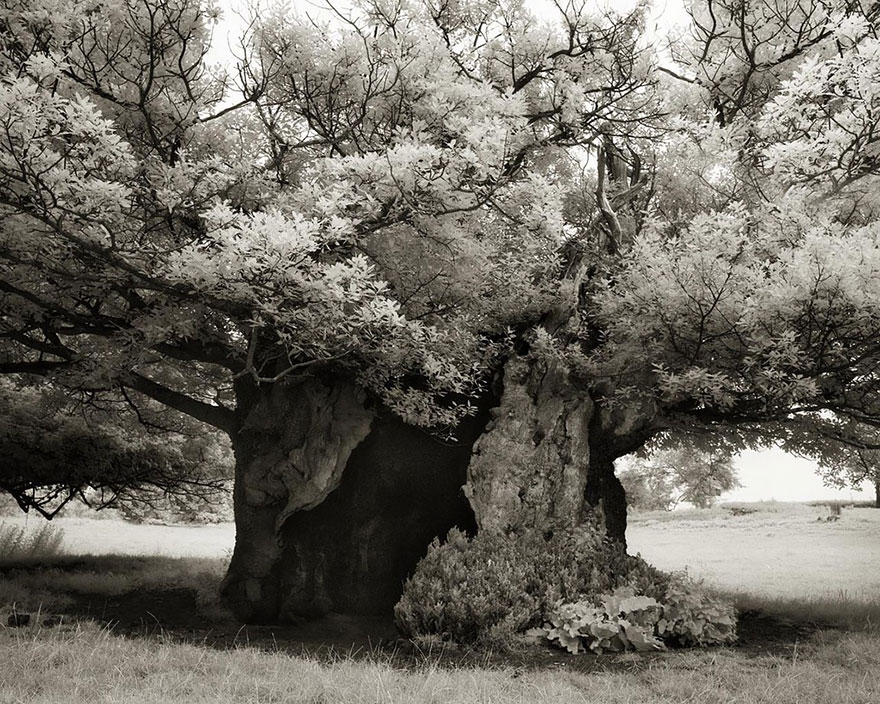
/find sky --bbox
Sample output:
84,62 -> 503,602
204,1 -> 876,504
207,0 -> 693,66
727,449 -> 875,503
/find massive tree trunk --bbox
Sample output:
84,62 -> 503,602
220,375 -> 489,624
220,376 -> 375,623
464,356 -> 594,533
220,357 -> 656,624
463,355 -> 649,547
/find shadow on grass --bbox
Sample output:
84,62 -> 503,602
1,554 -> 870,673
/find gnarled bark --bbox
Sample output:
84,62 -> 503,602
587,390 -> 662,546
221,360 -> 657,624
463,355 -> 655,547
464,356 -> 593,533
221,376 -> 375,623
221,375 -> 491,623
584,452 -> 628,547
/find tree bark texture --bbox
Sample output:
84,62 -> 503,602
221,376 -> 489,623
464,356 -> 593,533
221,359 -> 651,623
584,452 -> 628,547
463,355 -> 633,546
221,376 -> 375,623
276,411 -> 484,620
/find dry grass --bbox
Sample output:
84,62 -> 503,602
2,503 -> 880,703
629,504 -> 880,599
1,620 -> 878,703
0,515 -> 234,559
0,521 -> 65,560
0,554 -> 228,616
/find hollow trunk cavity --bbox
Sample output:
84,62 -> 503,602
220,376 -> 490,623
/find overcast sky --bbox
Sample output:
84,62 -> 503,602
207,0 -> 693,65
728,449 -> 875,503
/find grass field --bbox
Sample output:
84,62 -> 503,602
629,503 -> 880,599
1,503 -> 879,703
1,622 -> 878,704
0,514 -> 234,559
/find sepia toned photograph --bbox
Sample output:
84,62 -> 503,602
1,0 -> 878,701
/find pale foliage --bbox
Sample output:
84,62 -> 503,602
1,0 -> 880,463
617,446 -> 739,510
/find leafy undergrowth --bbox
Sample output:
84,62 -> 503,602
530,580 -> 736,655
394,524 -> 737,653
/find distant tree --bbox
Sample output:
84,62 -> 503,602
0,378 -> 233,519
816,447 -> 880,509
618,447 -> 740,511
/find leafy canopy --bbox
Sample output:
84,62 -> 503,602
0,378 -> 232,517
2,0 -> 880,477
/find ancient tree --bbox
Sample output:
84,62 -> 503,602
3,0 -> 880,622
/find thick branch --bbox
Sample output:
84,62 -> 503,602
154,340 -> 244,372
0,361 -> 69,374
596,147 -> 623,255
124,371 -> 237,434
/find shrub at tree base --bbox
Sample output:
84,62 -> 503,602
530,577 -> 737,654
531,589 -> 667,654
394,520 -> 677,650
657,577 -> 738,647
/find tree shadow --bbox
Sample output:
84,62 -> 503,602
1,555 -> 831,673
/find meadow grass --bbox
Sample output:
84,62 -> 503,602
1,617 -> 878,703
0,553 -> 228,615
628,499 -> 852,525
730,590 -> 880,631
2,504 -> 880,703
0,521 -> 65,560
628,505 -> 880,600
0,514 -> 234,559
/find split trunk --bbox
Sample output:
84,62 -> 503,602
220,356 -> 653,624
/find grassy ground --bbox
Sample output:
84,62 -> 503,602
1,614 -> 878,703
628,503 -> 880,599
1,503 -> 879,703
0,514 -> 234,559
